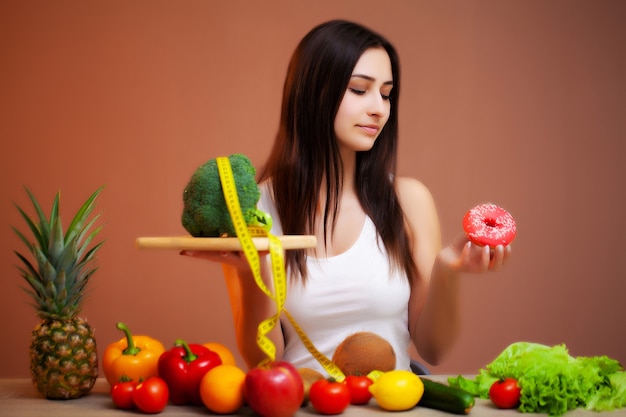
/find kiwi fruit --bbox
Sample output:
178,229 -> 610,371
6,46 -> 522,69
332,331 -> 396,376
297,367 -> 325,407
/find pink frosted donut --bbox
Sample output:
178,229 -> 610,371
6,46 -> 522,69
463,203 -> 517,247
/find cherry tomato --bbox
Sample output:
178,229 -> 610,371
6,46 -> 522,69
111,380 -> 136,409
309,379 -> 351,415
489,378 -> 521,409
133,376 -> 169,413
344,375 -> 373,405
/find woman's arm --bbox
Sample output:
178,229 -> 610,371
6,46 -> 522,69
397,177 -> 509,365
397,177 -> 455,365
181,250 -> 285,369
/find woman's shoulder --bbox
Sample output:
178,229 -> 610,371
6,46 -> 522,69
395,176 -> 433,204
395,176 -> 439,228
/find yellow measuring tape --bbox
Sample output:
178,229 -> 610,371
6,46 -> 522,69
216,157 -> 345,381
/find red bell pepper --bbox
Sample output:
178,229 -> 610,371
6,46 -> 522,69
157,339 -> 222,405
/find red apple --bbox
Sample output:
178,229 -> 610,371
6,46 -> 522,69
244,361 -> 304,417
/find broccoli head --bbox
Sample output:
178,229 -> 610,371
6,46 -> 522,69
181,153 -> 271,237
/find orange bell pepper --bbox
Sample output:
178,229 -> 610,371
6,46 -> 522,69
102,322 -> 165,386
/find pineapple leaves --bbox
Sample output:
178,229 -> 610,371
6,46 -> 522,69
65,186 -> 104,246
27,186 -> 58,249
13,256 -> 46,298
34,245 -> 57,283
13,205 -> 46,251
76,219 -> 103,261
12,186 -> 106,319
48,211 -> 65,264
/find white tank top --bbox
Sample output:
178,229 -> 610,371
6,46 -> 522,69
258,185 -> 411,376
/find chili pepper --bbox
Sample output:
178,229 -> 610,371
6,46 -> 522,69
102,322 -> 166,386
157,338 -> 222,405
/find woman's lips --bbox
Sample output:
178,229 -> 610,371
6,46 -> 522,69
359,125 -> 379,136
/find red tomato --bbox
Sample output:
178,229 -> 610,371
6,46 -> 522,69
489,378 -> 521,409
133,376 -> 169,413
111,381 -> 136,409
308,379 -> 351,415
344,375 -> 373,405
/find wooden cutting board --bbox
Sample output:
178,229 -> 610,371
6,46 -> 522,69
135,235 -> 317,251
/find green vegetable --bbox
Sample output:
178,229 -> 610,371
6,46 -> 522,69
181,153 -> 272,237
418,378 -> 475,414
448,342 -> 626,416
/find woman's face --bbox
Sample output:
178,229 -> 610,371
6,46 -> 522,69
334,47 -> 393,153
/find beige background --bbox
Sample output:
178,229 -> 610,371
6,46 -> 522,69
1,0 -> 624,378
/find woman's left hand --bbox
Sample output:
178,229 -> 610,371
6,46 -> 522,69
439,233 -> 511,273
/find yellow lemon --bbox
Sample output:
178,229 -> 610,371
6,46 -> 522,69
368,370 -> 424,411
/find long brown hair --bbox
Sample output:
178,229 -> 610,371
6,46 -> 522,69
258,20 -> 417,283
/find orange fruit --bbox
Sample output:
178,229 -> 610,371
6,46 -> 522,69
204,342 -> 237,366
200,364 -> 246,414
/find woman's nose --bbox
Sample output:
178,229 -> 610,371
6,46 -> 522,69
367,94 -> 387,117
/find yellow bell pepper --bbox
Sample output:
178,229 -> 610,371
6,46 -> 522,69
102,322 -> 165,386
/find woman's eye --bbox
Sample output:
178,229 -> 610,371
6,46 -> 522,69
349,87 -> 391,100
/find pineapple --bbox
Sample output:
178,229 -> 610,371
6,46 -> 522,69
13,186 -> 105,399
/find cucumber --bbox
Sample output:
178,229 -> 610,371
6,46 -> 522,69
418,377 -> 475,414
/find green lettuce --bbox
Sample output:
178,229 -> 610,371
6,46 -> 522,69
448,342 -> 625,416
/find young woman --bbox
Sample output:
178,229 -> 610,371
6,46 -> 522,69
183,20 -> 511,373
